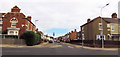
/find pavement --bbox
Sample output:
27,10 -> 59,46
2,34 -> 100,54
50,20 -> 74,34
61,42 -> 118,51
0,42 -> 62,48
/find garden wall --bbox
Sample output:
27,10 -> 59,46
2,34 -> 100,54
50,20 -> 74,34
0,38 -> 25,45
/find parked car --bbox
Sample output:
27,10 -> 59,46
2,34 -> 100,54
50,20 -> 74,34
65,39 -> 70,43
49,40 -> 53,43
57,40 -> 60,43
54,40 -> 57,42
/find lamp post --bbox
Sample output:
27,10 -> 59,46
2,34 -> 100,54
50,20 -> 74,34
35,20 -> 39,29
100,3 -> 109,48
35,20 -> 39,25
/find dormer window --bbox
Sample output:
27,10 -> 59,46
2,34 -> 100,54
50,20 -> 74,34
10,17 -> 18,28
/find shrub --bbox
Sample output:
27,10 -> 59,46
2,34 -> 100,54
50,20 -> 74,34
20,31 -> 36,46
35,32 -> 42,44
20,31 -> 42,46
34,34 -> 40,45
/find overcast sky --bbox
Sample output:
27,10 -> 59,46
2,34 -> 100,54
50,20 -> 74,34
0,0 -> 119,37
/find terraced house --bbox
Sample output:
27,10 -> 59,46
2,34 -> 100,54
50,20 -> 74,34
81,13 -> 120,41
0,13 -> 5,34
1,6 -> 36,39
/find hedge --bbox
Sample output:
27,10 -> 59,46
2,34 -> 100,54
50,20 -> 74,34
20,31 -> 42,46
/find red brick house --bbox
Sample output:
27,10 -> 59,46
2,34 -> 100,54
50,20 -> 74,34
69,29 -> 78,40
2,6 -> 36,38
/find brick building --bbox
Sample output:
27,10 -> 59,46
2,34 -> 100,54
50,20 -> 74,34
0,13 -> 5,34
2,6 -> 36,38
69,29 -> 78,40
80,13 -> 120,41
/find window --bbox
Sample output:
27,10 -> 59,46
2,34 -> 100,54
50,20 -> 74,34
0,19 -> 2,22
82,34 -> 84,40
96,35 -> 100,40
27,22 -> 29,30
111,24 -> 115,31
119,25 -> 120,32
99,23 -> 103,30
97,35 -> 106,40
107,24 -> 110,28
82,27 -> 84,32
0,19 -> 2,24
10,31 -> 14,33
0,24 -> 2,26
107,24 -> 110,31
11,23 -> 16,27
10,17 -> 18,28
2,15 -> 4,17
9,31 -> 14,35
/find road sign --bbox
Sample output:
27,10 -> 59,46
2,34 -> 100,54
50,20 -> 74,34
53,32 -> 55,36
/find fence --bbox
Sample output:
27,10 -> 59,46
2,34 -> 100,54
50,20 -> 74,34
70,40 -> 120,48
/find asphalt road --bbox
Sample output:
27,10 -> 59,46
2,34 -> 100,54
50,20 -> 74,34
2,43 -> 118,55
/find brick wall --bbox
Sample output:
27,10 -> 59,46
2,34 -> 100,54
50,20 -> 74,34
1,38 -> 25,45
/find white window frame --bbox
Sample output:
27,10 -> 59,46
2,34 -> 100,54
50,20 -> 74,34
107,24 -> 110,28
10,17 -> 18,28
0,19 -> 2,24
111,24 -> 115,31
119,25 -> 120,32
82,27 -> 84,32
9,31 -> 14,35
11,23 -> 16,28
107,24 -> 110,31
96,35 -> 100,40
99,23 -> 103,30
27,22 -> 29,30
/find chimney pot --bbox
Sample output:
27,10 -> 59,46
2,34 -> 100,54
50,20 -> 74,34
27,16 -> 31,21
111,13 -> 117,18
71,31 -> 73,33
87,19 -> 91,23
74,29 -> 77,32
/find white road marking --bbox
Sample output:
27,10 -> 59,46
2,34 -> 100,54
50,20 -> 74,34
68,46 -> 74,48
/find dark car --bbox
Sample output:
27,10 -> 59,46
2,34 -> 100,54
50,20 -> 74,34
65,39 -> 70,43
49,40 -> 53,43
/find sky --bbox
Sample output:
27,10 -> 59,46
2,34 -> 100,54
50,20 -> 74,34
0,0 -> 120,37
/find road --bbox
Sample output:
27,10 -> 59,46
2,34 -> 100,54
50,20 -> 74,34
2,42 -> 118,55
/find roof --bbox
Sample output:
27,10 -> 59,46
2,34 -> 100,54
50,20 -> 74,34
103,18 -> 119,23
24,18 -> 36,26
39,31 -> 43,35
12,6 -> 20,9
81,17 -> 120,27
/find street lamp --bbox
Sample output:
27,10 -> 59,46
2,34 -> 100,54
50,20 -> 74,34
35,20 -> 39,29
35,20 -> 39,25
100,3 -> 109,48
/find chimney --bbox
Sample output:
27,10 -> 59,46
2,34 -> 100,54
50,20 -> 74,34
111,13 -> 117,18
71,31 -> 73,33
87,18 -> 91,23
35,28 -> 38,32
74,29 -> 77,32
27,16 -> 31,21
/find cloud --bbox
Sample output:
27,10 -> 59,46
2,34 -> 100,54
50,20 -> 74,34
0,0 -> 119,37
